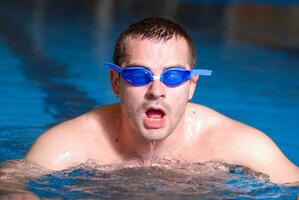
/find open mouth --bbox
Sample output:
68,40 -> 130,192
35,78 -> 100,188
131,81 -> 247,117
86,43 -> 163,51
145,108 -> 165,119
143,107 -> 166,129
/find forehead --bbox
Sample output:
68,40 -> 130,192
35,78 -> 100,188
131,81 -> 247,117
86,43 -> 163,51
123,37 -> 190,69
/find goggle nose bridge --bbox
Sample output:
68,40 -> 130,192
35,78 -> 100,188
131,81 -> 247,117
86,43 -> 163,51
152,75 -> 162,81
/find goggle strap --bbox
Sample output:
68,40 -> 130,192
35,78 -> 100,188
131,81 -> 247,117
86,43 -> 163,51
191,69 -> 213,76
104,62 -> 122,73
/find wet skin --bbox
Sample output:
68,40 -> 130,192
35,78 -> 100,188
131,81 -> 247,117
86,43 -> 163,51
25,37 -> 299,184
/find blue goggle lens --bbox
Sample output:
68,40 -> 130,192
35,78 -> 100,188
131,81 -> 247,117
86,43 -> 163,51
122,68 -> 152,86
162,68 -> 190,87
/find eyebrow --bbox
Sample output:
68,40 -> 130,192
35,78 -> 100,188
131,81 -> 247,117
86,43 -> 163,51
166,65 -> 186,69
124,63 -> 151,71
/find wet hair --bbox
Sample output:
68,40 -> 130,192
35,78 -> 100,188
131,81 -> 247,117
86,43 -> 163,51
113,17 -> 196,67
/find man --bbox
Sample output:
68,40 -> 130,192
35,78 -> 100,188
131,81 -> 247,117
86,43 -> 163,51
25,17 -> 299,184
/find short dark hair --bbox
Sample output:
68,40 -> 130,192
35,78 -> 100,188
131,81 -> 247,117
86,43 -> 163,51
113,17 -> 196,67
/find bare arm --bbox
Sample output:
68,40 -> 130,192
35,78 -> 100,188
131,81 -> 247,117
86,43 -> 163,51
25,106 -> 119,171
228,125 -> 299,184
187,104 -> 299,184
25,120 -> 90,171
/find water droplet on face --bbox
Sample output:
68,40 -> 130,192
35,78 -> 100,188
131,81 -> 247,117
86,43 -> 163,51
149,141 -> 156,160
143,141 -> 156,166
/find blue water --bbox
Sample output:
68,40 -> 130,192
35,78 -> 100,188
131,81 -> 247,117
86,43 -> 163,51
0,0 -> 298,199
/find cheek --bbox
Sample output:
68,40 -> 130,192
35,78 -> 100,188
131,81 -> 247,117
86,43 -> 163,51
119,84 -> 145,113
169,85 -> 190,110
120,93 -> 136,121
170,84 -> 190,101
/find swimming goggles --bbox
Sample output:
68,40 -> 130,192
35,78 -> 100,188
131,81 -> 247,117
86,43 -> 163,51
105,62 -> 212,87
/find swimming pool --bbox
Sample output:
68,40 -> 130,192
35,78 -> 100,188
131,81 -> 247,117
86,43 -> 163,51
0,0 -> 298,199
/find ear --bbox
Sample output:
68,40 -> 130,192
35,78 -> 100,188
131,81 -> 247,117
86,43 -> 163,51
188,75 -> 199,100
109,70 -> 120,97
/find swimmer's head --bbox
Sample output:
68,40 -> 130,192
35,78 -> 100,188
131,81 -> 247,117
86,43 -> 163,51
109,18 -> 199,142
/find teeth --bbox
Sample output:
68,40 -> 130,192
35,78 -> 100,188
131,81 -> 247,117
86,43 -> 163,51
148,117 -> 162,121
146,109 -> 164,119
149,115 -> 162,119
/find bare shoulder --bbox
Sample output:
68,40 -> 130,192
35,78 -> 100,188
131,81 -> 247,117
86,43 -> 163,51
25,104 -> 121,170
186,103 -> 231,129
188,103 -> 299,184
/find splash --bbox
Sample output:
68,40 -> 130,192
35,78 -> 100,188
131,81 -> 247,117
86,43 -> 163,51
25,160 -> 298,200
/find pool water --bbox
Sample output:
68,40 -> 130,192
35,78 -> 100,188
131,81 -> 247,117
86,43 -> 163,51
1,159 -> 298,199
0,0 -> 298,199
26,161 -> 298,199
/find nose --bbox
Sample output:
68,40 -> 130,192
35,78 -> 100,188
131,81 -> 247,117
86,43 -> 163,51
145,79 -> 166,100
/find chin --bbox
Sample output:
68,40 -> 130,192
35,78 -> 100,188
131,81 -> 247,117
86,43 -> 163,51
139,129 -> 171,141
